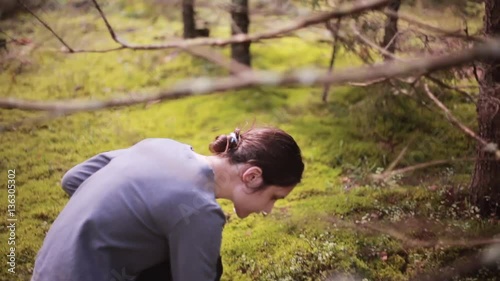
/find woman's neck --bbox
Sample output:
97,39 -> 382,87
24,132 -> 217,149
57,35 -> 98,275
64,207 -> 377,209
193,153 -> 236,200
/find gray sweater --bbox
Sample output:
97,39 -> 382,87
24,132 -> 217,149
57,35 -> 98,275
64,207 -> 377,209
31,138 -> 225,281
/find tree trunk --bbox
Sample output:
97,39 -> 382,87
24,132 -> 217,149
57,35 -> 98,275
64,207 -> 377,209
415,0 -> 423,11
182,0 -> 196,39
381,0 -> 401,60
0,0 -> 17,19
470,0 -> 500,217
231,0 -> 251,67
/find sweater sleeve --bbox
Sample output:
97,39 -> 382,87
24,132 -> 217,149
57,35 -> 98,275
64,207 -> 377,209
168,205 -> 225,281
60,148 -> 128,196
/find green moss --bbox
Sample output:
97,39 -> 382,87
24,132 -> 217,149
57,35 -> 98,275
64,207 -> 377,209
1,3 -> 498,281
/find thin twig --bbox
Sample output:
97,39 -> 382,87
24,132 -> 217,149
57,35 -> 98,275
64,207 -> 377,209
383,8 -> 485,43
0,30 -> 16,41
85,1 -> 251,75
16,0 -> 74,52
423,83 -> 500,159
350,21 -> 405,62
370,158 -> 473,182
472,62 -> 482,86
385,137 -> 415,173
347,21 -> 419,97
347,22 -> 473,104
347,78 -> 388,86
382,30 -> 401,51
90,0 -> 126,47
464,20 -> 484,88
15,0 -> 390,54
322,17 -> 343,102
425,75 -> 476,102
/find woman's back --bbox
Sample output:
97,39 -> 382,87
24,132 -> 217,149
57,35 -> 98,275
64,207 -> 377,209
32,138 -> 225,281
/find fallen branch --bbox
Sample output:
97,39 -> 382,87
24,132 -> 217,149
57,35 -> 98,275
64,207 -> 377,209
385,137 -> 414,172
370,158 -> 473,183
0,111 -> 72,133
410,244 -> 500,281
327,217 -> 500,249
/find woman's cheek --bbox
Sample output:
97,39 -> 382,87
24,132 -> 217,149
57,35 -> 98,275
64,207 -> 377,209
235,194 -> 260,217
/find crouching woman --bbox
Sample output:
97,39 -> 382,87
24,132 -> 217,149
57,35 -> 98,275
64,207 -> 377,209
31,127 -> 304,281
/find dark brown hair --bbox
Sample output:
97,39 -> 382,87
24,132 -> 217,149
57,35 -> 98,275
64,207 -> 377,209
209,127 -> 304,189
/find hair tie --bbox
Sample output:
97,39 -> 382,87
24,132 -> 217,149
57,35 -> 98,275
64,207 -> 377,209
229,132 -> 239,144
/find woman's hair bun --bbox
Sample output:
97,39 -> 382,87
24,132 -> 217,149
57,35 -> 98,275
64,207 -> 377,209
209,129 -> 241,154
207,126 -> 304,188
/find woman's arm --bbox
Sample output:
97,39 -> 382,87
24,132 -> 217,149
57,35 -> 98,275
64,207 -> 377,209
60,148 -> 129,196
168,205 -> 226,281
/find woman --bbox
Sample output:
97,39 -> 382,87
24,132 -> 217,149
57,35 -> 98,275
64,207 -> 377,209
31,127 -> 304,281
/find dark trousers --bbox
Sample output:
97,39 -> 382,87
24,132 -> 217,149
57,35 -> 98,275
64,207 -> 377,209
136,256 -> 223,281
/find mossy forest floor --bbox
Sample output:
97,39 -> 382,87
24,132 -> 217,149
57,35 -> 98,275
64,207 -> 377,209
1,2 -> 499,281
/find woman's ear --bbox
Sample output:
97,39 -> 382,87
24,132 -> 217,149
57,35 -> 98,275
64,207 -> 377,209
241,166 -> 263,189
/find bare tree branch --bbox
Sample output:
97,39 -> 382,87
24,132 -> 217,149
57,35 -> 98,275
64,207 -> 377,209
426,75 -> 476,102
347,77 -> 389,86
71,0 -> 391,53
463,19 -> 484,89
350,21 -> 405,62
0,29 -> 16,42
16,0 -> 75,52
382,30 -> 401,51
343,22 -> 476,104
385,137 -> 414,172
383,8 -> 485,43
423,83 -> 500,159
472,61 -> 483,86
347,21 -> 427,98
90,0 -> 125,47
1,39 -> 500,115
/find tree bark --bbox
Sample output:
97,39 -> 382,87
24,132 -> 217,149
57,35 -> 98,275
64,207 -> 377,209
470,0 -> 500,217
182,0 -> 196,39
231,0 -> 251,67
381,0 -> 401,60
